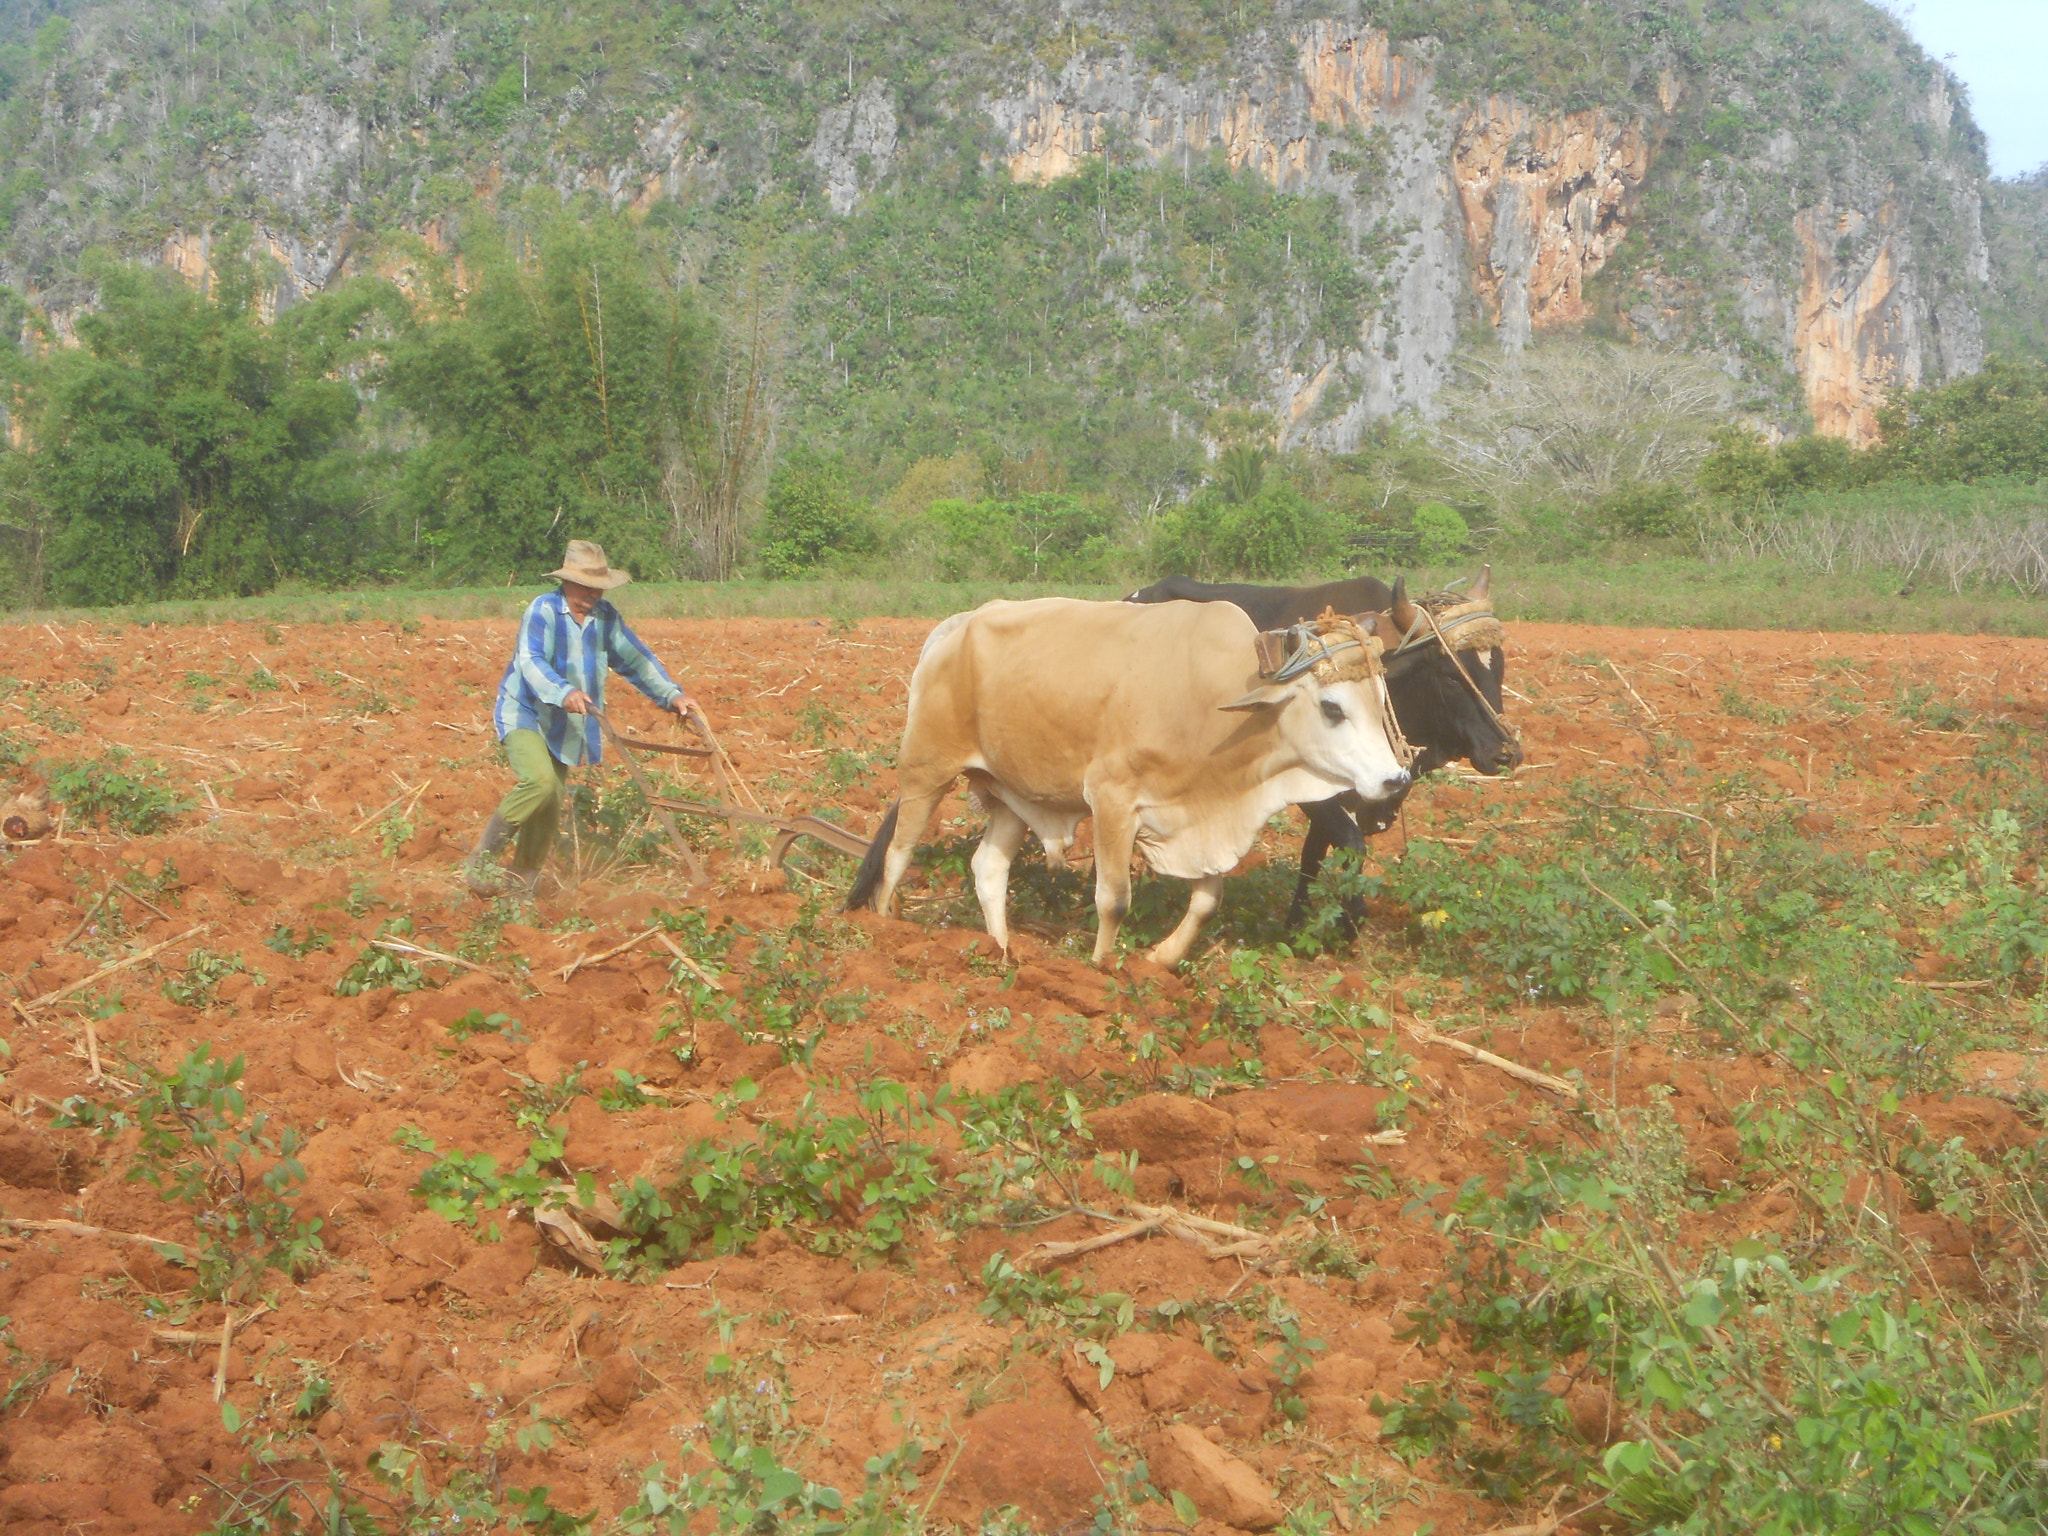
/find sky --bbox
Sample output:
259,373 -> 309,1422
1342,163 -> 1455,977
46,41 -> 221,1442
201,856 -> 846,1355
1893,0 -> 2048,179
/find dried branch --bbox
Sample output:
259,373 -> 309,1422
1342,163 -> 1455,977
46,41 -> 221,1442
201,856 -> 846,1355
1405,1020 -> 1581,1101
23,926 -> 209,1013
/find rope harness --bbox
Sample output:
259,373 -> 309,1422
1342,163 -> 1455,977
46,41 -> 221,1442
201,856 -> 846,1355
1255,613 -> 1419,769
1390,595 -> 1520,747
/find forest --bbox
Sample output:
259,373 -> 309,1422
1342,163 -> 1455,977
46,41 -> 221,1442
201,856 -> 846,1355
2,208 -> 2046,608
0,0 -> 2045,607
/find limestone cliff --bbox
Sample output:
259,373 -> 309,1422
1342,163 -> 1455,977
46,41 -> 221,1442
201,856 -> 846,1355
1,1 -> 2003,447
987,22 -> 1462,445
975,18 -> 1988,444
983,25 -> 1666,446
1790,189 -> 1988,444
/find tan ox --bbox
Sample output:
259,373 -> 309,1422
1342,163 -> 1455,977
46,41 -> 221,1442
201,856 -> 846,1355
845,598 -> 1413,967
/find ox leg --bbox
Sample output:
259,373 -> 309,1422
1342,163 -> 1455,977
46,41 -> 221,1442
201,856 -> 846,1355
873,785 -> 948,917
971,802 -> 1031,956
1089,806 -> 1139,968
1289,797 -> 1369,938
1149,875 -> 1224,968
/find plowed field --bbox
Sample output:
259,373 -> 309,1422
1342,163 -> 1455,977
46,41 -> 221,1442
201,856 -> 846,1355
3,613 -> 2047,1536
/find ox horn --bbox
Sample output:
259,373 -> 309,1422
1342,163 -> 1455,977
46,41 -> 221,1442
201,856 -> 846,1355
1220,682 -> 1295,712
1390,575 -> 1420,637
1469,564 -> 1491,601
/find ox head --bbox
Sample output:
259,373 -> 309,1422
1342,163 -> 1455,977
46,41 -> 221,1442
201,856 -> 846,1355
1381,569 -> 1523,778
1222,612 -> 1414,803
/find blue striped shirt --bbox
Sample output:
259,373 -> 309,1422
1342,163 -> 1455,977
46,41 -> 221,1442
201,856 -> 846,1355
492,592 -> 684,767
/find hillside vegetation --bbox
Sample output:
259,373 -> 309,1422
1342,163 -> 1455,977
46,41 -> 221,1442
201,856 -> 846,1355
0,0 -> 2043,605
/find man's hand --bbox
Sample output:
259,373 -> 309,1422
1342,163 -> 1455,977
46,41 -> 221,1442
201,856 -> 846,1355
562,689 -> 592,715
668,694 -> 697,717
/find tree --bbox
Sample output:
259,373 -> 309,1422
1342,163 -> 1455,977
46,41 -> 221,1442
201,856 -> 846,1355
11,247 -> 392,606
1216,443 -> 1269,504
755,457 -> 873,576
1870,359 -> 2048,484
665,263 -> 783,581
383,206 -> 711,585
1431,341 -> 1734,513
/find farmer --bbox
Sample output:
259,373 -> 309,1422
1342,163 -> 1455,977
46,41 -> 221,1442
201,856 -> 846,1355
466,540 -> 696,897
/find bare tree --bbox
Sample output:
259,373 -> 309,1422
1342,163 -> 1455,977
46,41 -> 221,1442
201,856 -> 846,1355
1430,340 -> 1736,511
665,263 -> 785,581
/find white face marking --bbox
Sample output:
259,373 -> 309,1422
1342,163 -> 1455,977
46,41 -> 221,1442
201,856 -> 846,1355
1293,680 -> 1408,800
1475,648 -> 1495,671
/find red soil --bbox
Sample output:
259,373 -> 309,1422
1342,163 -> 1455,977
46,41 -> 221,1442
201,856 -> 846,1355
2,614 -> 2044,1534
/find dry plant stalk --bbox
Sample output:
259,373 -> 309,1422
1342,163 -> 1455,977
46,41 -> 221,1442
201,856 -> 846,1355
24,926 -> 209,1014
666,264 -> 784,580
1022,1202 -> 1291,1270
1405,1020 -> 1581,1101
368,937 -> 505,980
558,925 -> 663,982
0,1216 -> 184,1251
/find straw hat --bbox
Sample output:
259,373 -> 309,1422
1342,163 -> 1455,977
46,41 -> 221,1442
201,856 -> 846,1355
547,539 -> 632,591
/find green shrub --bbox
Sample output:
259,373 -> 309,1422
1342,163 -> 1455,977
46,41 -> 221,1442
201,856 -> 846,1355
922,493 -> 1114,580
48,748 -> 184,834
1149,483 -> 1340,579
755,462 -> 877,577
1590,482 -> 1691,537
1411,501 -> 1471,563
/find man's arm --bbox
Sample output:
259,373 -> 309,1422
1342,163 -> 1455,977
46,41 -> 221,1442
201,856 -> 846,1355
606,614 -> 692,712
513,598 -> 578,706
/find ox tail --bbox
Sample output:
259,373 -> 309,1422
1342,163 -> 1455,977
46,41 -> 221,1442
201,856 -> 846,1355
844,802 -> 901,912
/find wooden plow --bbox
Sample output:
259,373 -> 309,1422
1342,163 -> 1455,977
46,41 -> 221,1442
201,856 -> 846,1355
591,708 -> 872,886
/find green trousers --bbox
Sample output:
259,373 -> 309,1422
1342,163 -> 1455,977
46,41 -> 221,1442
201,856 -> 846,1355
497,729 -> 570,874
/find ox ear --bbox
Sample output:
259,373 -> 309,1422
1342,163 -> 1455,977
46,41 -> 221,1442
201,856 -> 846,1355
1220,682 -> 1295,712
1390,576 -> 1420,636
1469,564 -> 1491,601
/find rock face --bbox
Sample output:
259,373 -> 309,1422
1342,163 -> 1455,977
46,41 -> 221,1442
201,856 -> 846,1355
986,22 -> 1468,445
1794,192 -> 1989,445
247,97 -> 365,217
980,19 -> 1985,442
808,80 -> 899,217
1451,99 -> 1647,351
159,223 -> 357,321
11,7 -> 1995,444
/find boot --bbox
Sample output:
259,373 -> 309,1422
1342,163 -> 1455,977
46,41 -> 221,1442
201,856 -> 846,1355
464,813 -> 512,896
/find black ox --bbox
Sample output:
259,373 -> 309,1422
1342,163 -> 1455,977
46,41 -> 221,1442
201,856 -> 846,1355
1125,568 -> 1522,927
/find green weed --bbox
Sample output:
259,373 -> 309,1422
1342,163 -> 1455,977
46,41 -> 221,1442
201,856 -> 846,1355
607,1080 -> 945,1266
613,1392 -> 921,1536
376,814 -> 413,859
55,1046 -> 323,1302
334,920 -> 429,996
48,748 -> 185,834
978,1256 -> 1135,1345
397,1123 -> 579,1235
162,948 -> 249,1010
1,1317 -> 55,1417
265,924 -> 331,958
444,1008 -> 519,1042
